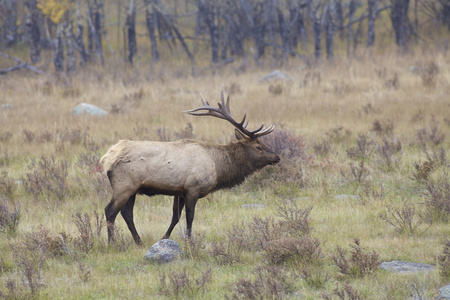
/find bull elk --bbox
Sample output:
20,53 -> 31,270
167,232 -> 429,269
100,86 -> 280,245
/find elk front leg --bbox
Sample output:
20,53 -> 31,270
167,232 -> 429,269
184,194 -> 199,238
120,194 -> 142,245
162,196 -> 185,239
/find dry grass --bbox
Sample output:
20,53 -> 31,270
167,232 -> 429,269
0,50 -> 449,299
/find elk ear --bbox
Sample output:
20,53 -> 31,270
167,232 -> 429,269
235,129 -> 248,141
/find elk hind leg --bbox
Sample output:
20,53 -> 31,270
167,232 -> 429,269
120,194 -> 142,245
105,189 -> 135,243
162,196 -> 185,239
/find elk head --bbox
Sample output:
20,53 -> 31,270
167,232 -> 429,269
184,85 -> 280,168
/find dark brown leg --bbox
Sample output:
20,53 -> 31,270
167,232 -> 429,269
120,194 -> 142,245
162,196 -> 185,239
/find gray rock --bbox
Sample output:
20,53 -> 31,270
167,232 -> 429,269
241,204 -> 264,209
435,285 -> 450,299
379,260 -> 435,273
1,104 -> 12,109
73,103 -> 108,116
144,239 -> 181,264
259,70 -> 290,82
335,194 -> 358,200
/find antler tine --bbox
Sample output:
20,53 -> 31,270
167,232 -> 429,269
200,93 -> 208,106
225,88 -> 231,113
184,87 -> 275,140
253,124 -> 276,138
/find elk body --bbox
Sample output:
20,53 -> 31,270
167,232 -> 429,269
100,87 -> 280,245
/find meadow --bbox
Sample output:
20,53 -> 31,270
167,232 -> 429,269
0,50 -> 450,299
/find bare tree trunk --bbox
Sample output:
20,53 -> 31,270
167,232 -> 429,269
145,0 -> 159,61
367,0 -> 378,48
390,0 -> 410,52
54,23 -> 64,71
2,0 -> 18,46
311,3 -> 322,62
198,0 -> 220,63
93,0 -> 105,64
353,17 -> 364,54
325,2 -> 335,60
76,0 -> 88,65
25,0 -> 41,64
126,0 -> 137,64
86,0 -> 104,64
86,0 -> 95,52
266,0 -> 278,60
254,4 -> 267,61
210,4 -> 220,63
442,0 -> 450,29
335,0 -> 344,39
65,21 -> 76,73
347,0 -> 357,58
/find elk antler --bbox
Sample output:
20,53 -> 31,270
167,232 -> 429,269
183,85 -> 275,140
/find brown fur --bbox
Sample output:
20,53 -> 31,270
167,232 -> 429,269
101,130 -> 280,245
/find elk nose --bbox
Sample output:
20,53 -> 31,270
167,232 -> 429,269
274,156 -> 281,164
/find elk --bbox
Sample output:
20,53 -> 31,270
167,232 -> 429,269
100,86 -> 280,245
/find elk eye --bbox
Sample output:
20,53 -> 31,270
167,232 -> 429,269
256,146 -> 262,150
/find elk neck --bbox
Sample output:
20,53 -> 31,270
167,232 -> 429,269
208,141 -> 257,191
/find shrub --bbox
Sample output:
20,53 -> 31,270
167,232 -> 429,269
375,136 -> 403,171
0,197 -> 20,235
179,230 -> 208,260
357,182 -> 386,205
346,133 -> 374,160
371,119 -> 395,136
332,238 -> 379,278
326,126 -> 352,143
438,240 -> 450,279
0,171 -> 16,199
312,138 -> 331,157
159,266 -> 212,299
21,156 -> 69,201
275,196 -> 312,238
9,227 -> 53,295
340,159 -> 370,184
379,199 -> 427,235
417,61 -> 439,88
333,282 -> 363,300
299,267 -> 330,289
72,211 -> 105,254
413,145 -> 447,184
416,119 -> 445,146
228,265 -> 294,300
263,236 -> 322,265
425,176 -> 450,222
78,263 -> 91,283
0,131 -> 12,142
260,127 -> 306,161
209,223 -> 249,265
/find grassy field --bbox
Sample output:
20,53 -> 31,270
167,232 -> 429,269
0,50 -> 450,299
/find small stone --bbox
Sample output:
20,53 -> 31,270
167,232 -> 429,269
241,204 -> 264,209
144,239 -> 181,264
73,103 -> 108,116
1,104 -> 12,109
435,285 -> 450,300
258,70 -> 290,82
335,195 -> 358,200
379,260 -> 435,273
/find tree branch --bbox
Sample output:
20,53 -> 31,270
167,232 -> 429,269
0,52 -> 46,75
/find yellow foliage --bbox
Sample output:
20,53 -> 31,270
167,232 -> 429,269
37,0 -> 74,24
